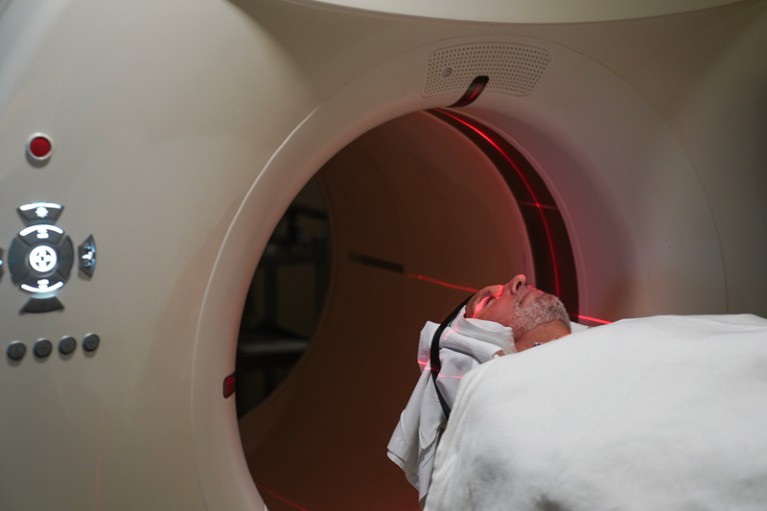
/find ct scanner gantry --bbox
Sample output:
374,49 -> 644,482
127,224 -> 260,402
1,0 -> 765,509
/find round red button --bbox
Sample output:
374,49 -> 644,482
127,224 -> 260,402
26,133 -> 53,163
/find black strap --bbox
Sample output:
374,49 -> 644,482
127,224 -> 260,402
430,296 -> 472,421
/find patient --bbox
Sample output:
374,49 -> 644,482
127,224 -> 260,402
388,274 -> 573,506
394,278 -> 767,510
465,274 -> 571,352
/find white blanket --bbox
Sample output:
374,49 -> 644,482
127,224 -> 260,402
426,314 -> 767,511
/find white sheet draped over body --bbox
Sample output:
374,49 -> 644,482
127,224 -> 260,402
425,314 -> 767,511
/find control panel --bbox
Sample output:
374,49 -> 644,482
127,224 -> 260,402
1,202 -> 96,313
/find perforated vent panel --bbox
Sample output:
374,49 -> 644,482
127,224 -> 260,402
424,43 -> 551,98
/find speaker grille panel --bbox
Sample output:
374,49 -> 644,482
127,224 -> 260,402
424,43 -> 551,98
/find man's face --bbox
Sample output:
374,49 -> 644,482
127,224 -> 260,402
465,274 -> 569,339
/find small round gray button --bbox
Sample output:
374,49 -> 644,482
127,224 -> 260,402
7,342 -> 26,362
82,333 -> 100,352
58,336 -> 77,355
33,339 -> 53,358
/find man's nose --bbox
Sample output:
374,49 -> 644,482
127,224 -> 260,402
509,274 -> 527,294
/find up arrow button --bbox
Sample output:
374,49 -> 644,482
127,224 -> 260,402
17,202 -> 64,225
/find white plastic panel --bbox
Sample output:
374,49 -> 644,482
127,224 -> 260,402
285,0 -> 745,23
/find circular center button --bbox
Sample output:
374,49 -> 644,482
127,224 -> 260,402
28,245 -> 58,274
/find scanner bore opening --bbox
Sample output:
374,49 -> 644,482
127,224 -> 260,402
235,110 -> 578,510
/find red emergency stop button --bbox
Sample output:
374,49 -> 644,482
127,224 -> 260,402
26,133 -> 53,164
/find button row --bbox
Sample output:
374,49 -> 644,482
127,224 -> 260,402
5,333 -> 100,362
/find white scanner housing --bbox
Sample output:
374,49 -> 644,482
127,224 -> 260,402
0,0 -> 765,509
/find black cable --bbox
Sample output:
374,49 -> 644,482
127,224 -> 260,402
429,296 -> 472,421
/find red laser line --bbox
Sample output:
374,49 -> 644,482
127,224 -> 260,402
256,484 -> 311,511
405,273 -> 479,294
417,359 -> 464,379
576,314 -> 612,325
437,110 -> 561,297
408,273 -> 611,326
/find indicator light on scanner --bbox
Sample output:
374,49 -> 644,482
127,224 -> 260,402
223,374 -> 236,398
26,133 -> 54,165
